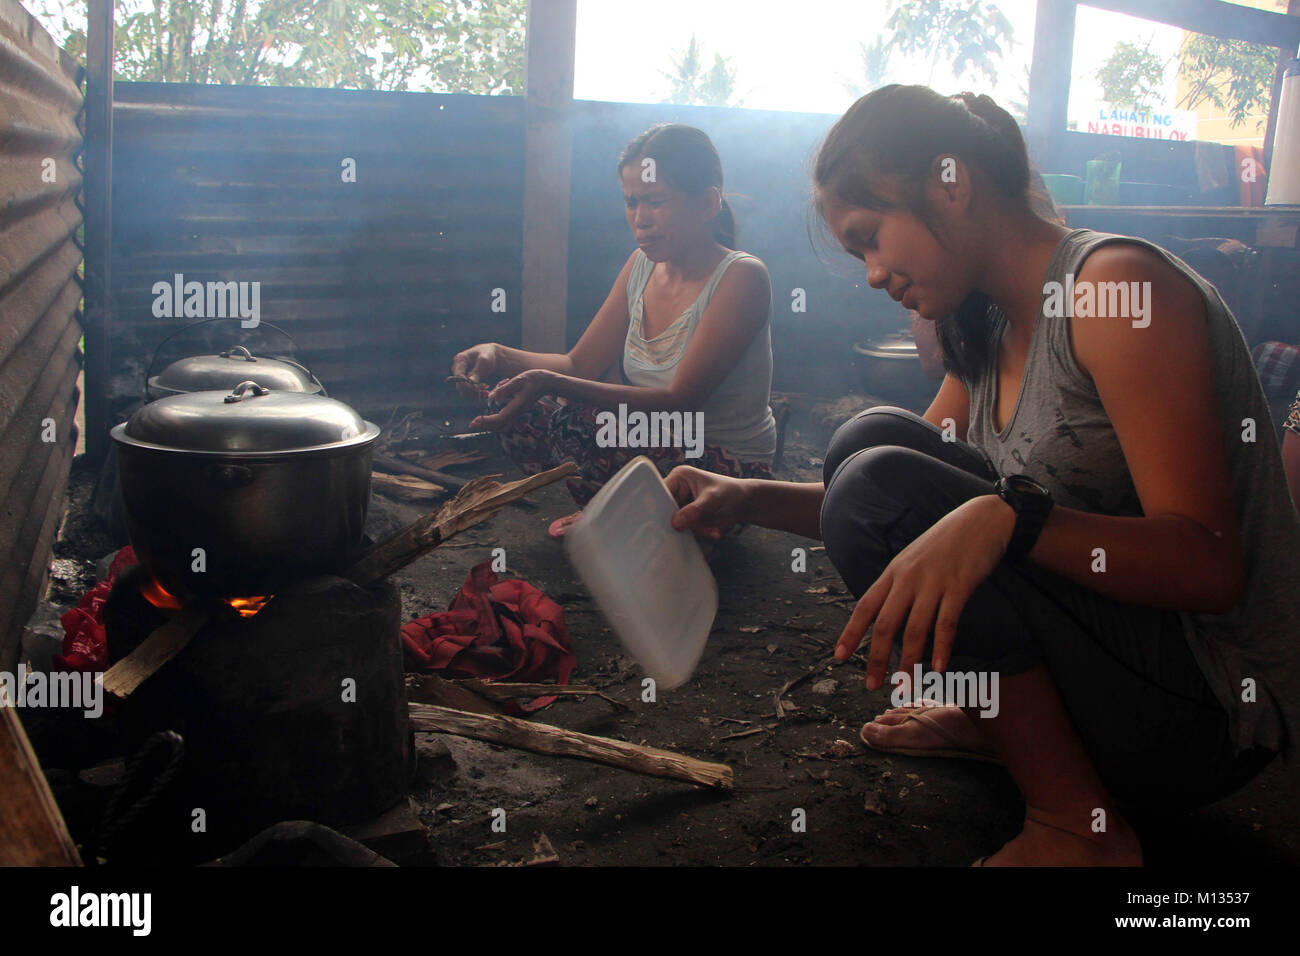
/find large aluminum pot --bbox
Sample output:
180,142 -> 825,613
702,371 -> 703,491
110,381 -> 380,600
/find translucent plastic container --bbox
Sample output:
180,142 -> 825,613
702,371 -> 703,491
565,456 -> 717,690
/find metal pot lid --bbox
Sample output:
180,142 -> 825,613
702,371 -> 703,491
119,381 -> 378,453
855,332 -> 919,360
149,345 -> 322,396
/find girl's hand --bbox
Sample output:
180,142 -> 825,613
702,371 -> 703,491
451,344 -> 500,398
833,495 -> 1016,691
471,369 -> 556,431
665,466 -> 751,540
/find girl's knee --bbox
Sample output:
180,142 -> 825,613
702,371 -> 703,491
821,444 -> 915,592
823,405 -> 930,484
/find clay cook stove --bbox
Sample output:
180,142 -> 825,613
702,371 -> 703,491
102,563 -> 412,862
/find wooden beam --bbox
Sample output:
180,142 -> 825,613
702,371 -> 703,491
81,0 -> 114,464
1027,0 -> 1077,173
520,0 -> 577,353
408,702 -> 734,789
1263,0 -> 1300,169
0,706 -> 82,865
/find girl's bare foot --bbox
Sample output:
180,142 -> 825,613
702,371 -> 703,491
860,703 -> 997,760
979,808 -> 1143,866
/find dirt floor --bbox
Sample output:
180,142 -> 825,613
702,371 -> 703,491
39,411 -> 1300,867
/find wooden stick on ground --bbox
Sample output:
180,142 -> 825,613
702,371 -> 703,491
100,605 -> 211,699
347,462 -> 578,587
0,706 -> 82,865
409,702 -> 733,790
460,680 -> 630,712
774,656 -> 834,719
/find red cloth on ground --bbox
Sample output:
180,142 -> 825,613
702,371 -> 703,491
55,545 -> 137,672
401,561 -> 575,712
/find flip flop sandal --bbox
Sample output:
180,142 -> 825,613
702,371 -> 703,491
859,705 -> 1001,765
548,511 -> 583,539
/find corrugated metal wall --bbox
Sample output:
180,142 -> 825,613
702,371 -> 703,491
107,83 -> 524,423
0,0 -> 84,673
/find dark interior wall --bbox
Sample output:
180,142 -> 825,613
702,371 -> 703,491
566,99 -> 907,397
107,83 -> 525,423
0,0 -> 85,673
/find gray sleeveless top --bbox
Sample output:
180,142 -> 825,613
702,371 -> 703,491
967,228 -> 1299,757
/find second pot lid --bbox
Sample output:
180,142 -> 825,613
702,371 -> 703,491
119,381 -> 378,453
149,345 -> 322,395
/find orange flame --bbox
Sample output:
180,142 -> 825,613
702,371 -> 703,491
226,595 -> 272,618
138,575 -> 272,618
139,575 -> 183,611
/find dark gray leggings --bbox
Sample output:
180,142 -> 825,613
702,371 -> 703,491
820,406 -> 1274,809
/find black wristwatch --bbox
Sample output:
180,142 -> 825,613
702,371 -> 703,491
993,474 -> 1053,562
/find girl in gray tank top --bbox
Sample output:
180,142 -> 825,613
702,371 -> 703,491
792,84 -> 1294,865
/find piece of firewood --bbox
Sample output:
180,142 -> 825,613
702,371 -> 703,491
347,462 -> 577,586
0,706 -> 82,866
403,448 -> 486,470
100,605 -> 211,699
372,452 -> 471,491
371,471 -> 445,502
406,674 -> 503,715
408,702 -> 733,790
460,680 -> 600,700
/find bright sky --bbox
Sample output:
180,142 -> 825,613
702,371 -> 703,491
574,0 -> 1040,115
26,0 -> 1233,130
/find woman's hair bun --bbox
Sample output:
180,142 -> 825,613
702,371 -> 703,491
954,91 -> 1024,152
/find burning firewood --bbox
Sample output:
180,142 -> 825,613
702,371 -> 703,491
99,605 -> 211,699
346,461 -> 578,587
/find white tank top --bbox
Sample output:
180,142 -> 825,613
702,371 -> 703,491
623,249 -> 776,463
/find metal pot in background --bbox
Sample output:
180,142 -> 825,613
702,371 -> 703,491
145,319 -> 325,401
111,381 -> 380,600
148,345 -> 324,400
852,332 -> 937,407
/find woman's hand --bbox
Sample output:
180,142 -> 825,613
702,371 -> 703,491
834,494 -> 1016,691
665,467 -> 752,540
451,344 -> 500,397
471,369 -> 557,431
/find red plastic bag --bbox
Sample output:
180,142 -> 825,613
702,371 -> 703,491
401,561 -> 575,712
55,545 -> 137,673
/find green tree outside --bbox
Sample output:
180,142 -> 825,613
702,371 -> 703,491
31,0 -> 526,93
1095,40 -> 1166,113
883,0 -> 1015,87
659,34 -> 740,108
